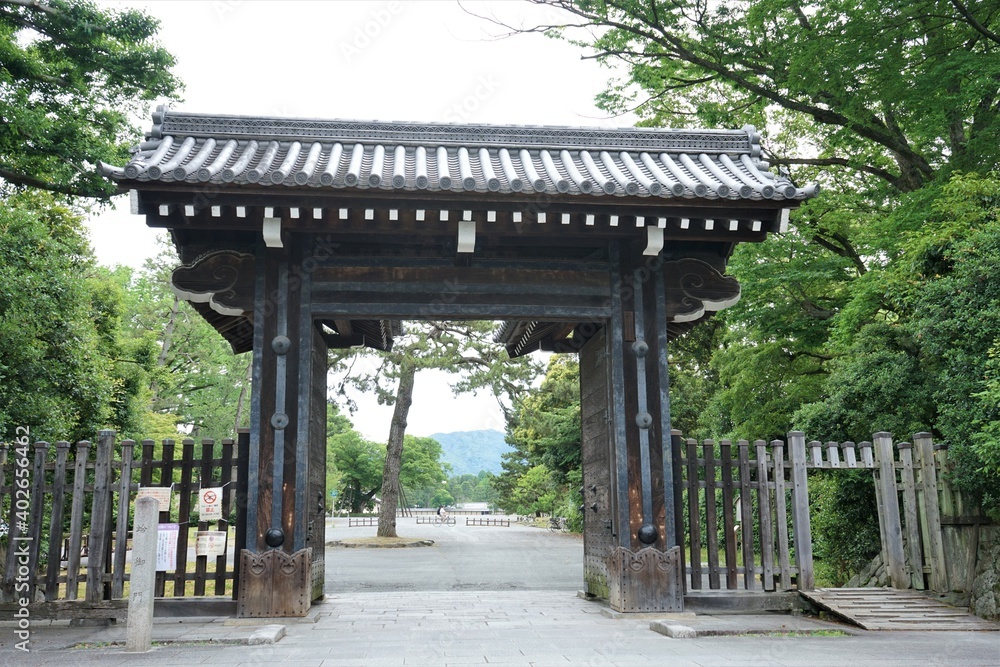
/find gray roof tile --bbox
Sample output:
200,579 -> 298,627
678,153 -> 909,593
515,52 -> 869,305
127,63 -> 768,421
103,107 -> 818,201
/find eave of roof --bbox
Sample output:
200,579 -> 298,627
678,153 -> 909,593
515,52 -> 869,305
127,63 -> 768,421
101,107 -> 818,204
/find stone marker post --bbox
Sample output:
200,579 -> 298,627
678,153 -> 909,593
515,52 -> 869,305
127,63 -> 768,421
126,496 -> 158,652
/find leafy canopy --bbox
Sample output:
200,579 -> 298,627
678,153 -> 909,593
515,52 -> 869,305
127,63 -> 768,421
0,0 -> 181,198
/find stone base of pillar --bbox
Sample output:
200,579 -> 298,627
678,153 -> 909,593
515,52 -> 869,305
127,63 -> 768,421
237,548 -> 312,618
608,545 -> 683,612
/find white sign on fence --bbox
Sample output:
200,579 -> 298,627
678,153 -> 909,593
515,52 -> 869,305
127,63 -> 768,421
156,523 -> 180,571
195,530 -> 227,557
136,486 -> 172,513
198,486 -> 223,521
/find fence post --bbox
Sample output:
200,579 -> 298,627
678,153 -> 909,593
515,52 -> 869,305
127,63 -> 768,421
703,440 -> 720,589
44,441 -> 72,601
173,439 -> 196,597
755,440 -> 775,591
737,440 -> 755,590
914,433 -> 948,592
86,430 -> 115,603
874,432 -> 908,589
112,440 -> 136,600
685,438 -> 702,590
787,432 -> 814,590
65,440 -> 91,601
26,442 -> 48,602
897,442 -> 925,590
772,439 -> 792,590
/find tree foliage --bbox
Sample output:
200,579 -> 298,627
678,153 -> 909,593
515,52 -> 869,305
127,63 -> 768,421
472,1 -> 1000,571
496,356 -> 582,525
330,320 -> 543,536
512,0 -> 1000,192
0,191 -> 154,440
325,402 -> 451,515
123,243 -> 251,441
0,0 -> 181,198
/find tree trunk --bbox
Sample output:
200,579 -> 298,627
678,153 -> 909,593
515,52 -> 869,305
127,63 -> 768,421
233,360 -> 252,434
350,481 -> 363,515
377,359 -> 416,537
149,294 -> 181,402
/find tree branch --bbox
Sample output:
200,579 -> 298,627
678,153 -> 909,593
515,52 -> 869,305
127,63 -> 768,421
950,0 -> 1000,46
0,165 -> 110,198
531,0 -> 937,189
767,156 -> 905,190
2,0 -> 57,15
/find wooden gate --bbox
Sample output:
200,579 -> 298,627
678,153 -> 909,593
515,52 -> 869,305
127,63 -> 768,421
0,429 -> 246,619
676,431 -> 955,594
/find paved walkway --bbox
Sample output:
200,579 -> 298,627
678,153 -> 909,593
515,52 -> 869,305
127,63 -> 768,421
4,518 -> 999,666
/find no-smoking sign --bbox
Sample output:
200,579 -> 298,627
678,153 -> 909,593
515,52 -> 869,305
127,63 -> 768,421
199,487 -> 223,521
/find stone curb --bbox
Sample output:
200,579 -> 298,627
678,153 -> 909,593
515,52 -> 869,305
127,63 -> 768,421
326,539 -> 434,549
650,621 -> 697,638
248,624 -> 286,645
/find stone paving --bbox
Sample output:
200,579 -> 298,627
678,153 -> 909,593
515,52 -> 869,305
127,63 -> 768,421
3,518 -> 999,666
6,590 -> 1000,666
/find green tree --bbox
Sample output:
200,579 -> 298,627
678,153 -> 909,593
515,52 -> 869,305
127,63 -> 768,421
331,320 -> 543,537
123,243 -> 251,441
481,1 -> 1000,566
507,464 -> 558,517
400,434 -> 452,506
0,0 -> 181,198
326,403 -> 451,515
507,356 -> 581,481
513,0 -> 999,191
430,487 -> 455,508
497,356 -> 583,526
328,426 -> 384,514
0,0 -> 183,441
0,192 -> 154,440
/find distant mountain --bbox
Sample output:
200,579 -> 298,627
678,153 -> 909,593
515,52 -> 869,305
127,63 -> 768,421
428,429 -> 510,476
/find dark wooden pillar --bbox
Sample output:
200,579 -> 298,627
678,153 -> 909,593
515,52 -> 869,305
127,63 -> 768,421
240,233 -> 326,617
584,242 -> 682,612
581,326 -> 613,600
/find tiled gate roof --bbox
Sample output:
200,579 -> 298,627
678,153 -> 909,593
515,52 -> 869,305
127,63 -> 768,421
101,107 -> 817,202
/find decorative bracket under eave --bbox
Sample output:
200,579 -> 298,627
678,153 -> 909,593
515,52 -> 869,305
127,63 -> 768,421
665,258 -> 741,323
170,250 -> 256,317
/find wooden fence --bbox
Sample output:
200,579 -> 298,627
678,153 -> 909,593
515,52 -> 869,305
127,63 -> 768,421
0,429 -> 247,610
678,430 -> 955,594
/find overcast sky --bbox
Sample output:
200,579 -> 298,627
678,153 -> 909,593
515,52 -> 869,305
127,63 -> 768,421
87,0 -> 629,441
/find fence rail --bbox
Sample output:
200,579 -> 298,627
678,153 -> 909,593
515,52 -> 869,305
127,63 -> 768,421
677,430 -> 958,595
0,430 -> 246,608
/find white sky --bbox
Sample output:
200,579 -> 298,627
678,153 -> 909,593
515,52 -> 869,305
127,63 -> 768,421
87,0 -> 628,441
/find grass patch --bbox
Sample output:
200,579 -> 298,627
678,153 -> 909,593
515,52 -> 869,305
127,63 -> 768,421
734,629 -> 849,638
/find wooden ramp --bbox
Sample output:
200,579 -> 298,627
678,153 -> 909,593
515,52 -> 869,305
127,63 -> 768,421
801,588 -> 999,631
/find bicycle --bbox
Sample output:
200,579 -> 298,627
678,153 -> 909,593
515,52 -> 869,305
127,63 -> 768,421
548,516 -> 565,532
433,514 -> 456,526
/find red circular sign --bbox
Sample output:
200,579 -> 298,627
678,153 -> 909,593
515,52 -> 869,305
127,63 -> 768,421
202,490 -> 217,504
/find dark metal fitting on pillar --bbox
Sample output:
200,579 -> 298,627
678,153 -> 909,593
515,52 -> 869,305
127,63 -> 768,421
631,340 -> 649,357
635,412 -> 653,429
264,527 -> 285,548
271,335 -> 291,354
638,523 -> 658,545
270,412 -> 289,429
590,503 -> 599,512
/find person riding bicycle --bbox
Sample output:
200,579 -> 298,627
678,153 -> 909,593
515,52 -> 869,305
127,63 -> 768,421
436,505 -> 449,522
